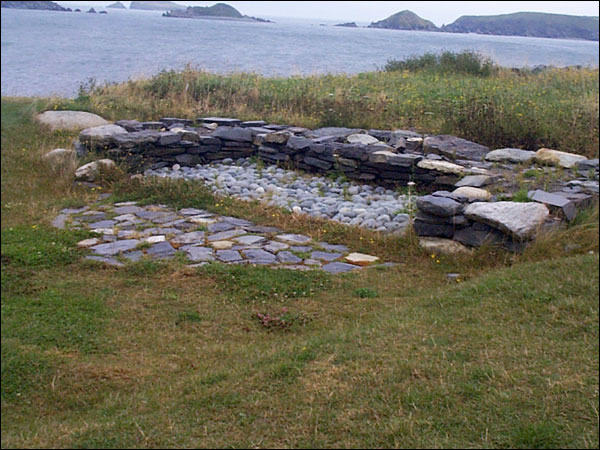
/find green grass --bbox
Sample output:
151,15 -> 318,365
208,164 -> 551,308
1,88 -> 598,449
60,62 -> 600,158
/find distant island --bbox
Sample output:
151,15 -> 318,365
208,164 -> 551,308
107,1 -> 126,9
130,1 -> 186,11
442,12 -> 599,41
0,1 -> 70,11
369,10 -> 438,31
163,3 -> 271,23
335,22 -> 358,28
368,9 -> 598,41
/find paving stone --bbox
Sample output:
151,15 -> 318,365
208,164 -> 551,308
185,247 -> 215,262
208,229 -> 247,242
114,201 -> 138,207
89,219 -> 117,229
304,259 -> 322,266
77,238 -> 101,248
113,213 -> 138,221
178,208 -> 212,216
276,264 -> 312,271
114,205 -> 145,214
146,241 -> 177,259
345,252 -> 380,266
210,240 -> 234,249
242,249 -> 277,264
264,241 -> 289,253
290,246 -> 313,253
145,235 -> 166,243
311,251 -> 343,262
216,249 -> 243,262
136,210 -> 170,221
60,206 -> 89,214
91,239 -> 141,256
189,215 -> 218,225
275,233 -> 312,245
51,214 -> 69,229
152,214 -> 179,224
207,221 -> 236,233
244,225 -> 282,234
234,235 -> 266,245
276,251 -> 303,264
322,262 -> 360,274
222,216 -> 254,227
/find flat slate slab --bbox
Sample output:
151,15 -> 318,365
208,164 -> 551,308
322,262 -> 360,274
275,234 -> 312,245
91,239 -> 141,256
464,201 -> 549,240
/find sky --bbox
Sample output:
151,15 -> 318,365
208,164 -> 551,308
58,1 -> 600,26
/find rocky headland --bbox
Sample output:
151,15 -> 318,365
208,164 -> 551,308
163,3 -> 271,23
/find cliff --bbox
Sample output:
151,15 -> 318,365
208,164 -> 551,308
442,12 -> 599,41
163,3 -> 271,22
0,1 -> 70,11
107,1 -> 126,9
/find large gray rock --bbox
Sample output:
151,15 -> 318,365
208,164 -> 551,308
535,148 -> 587,169
416,195 -> 464,217
347,134 -> 380,145
423,135 -> 489,161
212,126 -> 253,142
79,124 -> 128,147
36,110 -> 109,131
306,127 -> 364,139
74,159 -> 116,182
528,190 -> 577,221
464,201 -> 549,240
42,148 -> 77,170
485,148 -> 535,164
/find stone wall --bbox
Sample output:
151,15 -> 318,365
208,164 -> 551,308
75,116 -> 598,252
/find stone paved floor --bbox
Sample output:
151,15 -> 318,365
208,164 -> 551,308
53,197 -> 384,273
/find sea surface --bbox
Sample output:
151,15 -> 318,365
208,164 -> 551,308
1,7 -> 599,98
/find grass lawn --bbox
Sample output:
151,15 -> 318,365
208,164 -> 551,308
1,90 -> 598,448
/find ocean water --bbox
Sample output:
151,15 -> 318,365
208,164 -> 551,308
1,7 -> 598,98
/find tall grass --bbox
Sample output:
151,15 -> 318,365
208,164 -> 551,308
383,50 -> 498,77
58,60 -> 599,158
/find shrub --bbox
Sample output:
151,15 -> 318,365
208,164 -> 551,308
384,50 -> 497,77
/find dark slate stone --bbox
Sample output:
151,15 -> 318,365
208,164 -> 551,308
197,135 -> 222,146
207,221 -> 236,233
310,251 -> 343,262
114,205 -> 145,214
322,262 -> 360,274
122,251 -> 144,262
335,144 -> 371,162
423,135 -> 489,161
276,251 -> 303,264
146,241 -> 176,259
416,195 -> 464,217
307,127 -> 364,139
89,220 -> 117,229
242,249 -> 277,264
160,117 -> 193,127
412,220 -> 455,238
185,247 -> 215,262
241,120 -> 267,128
577,158 -> 599,171
136,210 -> 169,221
528,190 -> 577,221
157,131 -> 181,146
453,222 -> 524,252
114,119 -> 143,132
304,156 -> 332,170
85,255 -> 125,267
414,212 -> 468,227
245,225 -> 282,234
141,121 -> 164,130
221,216 -> 254,227
286,135 -> 313,151
207,229 -> 247,242
91,239 -> 141,256
212,126 -> 253,142
216,249 -> 243,262
200,117 -> 242,127
112,130 -> 161,148
175,154 -> 202,165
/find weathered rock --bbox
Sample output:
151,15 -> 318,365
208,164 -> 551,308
452,186 -> 492,201
264,131 -> 293,145
79,124 -> 128,147
200,117 -> 242,127
423,135 -> 489,161
464,201 -> 549,240
307,127 -> 364,139
91,239 -> 141,256
275,233 -> 312,245
36,110 -> 109,131
347,134 -> 380,145
212,126 -> 253,142
528,189 -> 577,221
454,174 -> 493,188
535,148 -> 587,169
485,148 -> 535,164
42,148 -> 78,170
322,262 -> 360,274
344,252 -> 379,266
416,195 -> 463,217
74,159 -> 116,182
417,159 -> 465,175
419,237 -> 471,254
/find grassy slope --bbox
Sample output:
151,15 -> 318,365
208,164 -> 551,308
1,96 -> 598,448
60,66 -> 600,158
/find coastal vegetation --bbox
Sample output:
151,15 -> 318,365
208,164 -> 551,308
65,52 -> 599,158
1,54 -> 598,447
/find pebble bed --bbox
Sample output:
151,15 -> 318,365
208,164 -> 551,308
143,158 -> 413,233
